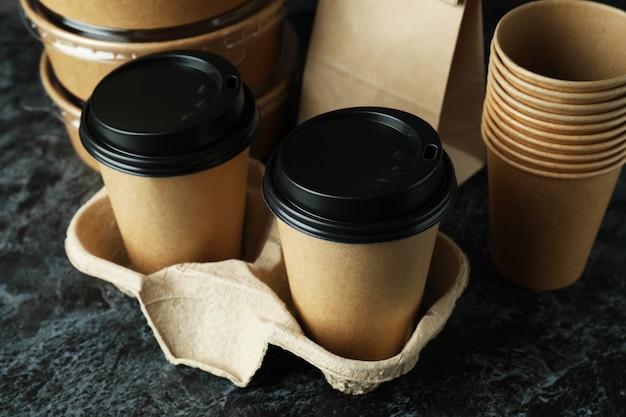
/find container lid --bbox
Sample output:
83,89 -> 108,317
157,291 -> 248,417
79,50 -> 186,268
262,107 -> 457,243
30,0 -> 269,42
80,50 -> 259,177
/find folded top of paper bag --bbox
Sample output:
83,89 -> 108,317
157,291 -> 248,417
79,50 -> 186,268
298,0 -> 485,184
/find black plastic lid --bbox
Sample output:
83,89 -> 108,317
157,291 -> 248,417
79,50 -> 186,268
80,50 -> 259,177
262,107 -> 457,243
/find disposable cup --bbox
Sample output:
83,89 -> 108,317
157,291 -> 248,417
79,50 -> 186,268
38,52 -> 99,171
21,0 -> 286,101
38,0 -> 247,30
482,118 -> 626,174
488,72 -> 626,125
489,44 -> 626,105
489,60 -> 626,116
79,51 -> 260,274
263,107 -> 457,360
486,83 -> 626,136
485,143 -> 623,290
482,122 -> 626,179
484,93 -> 626,149
484,116 -> 626,166
276,220 -> 441,360
492,0 -> 626,93
483,111 -> 626,167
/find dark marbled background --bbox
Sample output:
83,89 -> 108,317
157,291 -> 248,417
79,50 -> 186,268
1,1 -> 626,416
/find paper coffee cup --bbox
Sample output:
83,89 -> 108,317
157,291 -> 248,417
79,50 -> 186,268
485,121 -> 626,166
38,0 -> 247,30
492,0 -> 626,93
488,72 -> 626,125
21,0 -> 286,101
490,44 -> 626,105
483,98 -> 626,159
486,83 -> 626,136
485,119 -> 626,168
482,122 -> 626,179
485,145 -> 623,290
485,96 -> 626,149
489,61 -> 626,116
482,116 -> 626,175
263,107 -> 457,360
80,51 -> 260,274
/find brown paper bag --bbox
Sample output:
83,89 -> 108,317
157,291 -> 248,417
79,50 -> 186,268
298,0 -> 485,184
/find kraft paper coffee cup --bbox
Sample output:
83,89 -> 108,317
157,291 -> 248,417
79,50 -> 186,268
263,107 -> 457,360
486,83 -> 626,136
80,51 -> 260,274
483,114 -> 626,171
489,61 -> 626,116
482,116 -> 626,177
38,0 -> 247,30
21,0 -> 286,101
482,122 -> 626,178
484,94 -> 626,149
490,44 -> 626,105
487,73 -> 626,126
483,99 -> 626,161
484,143 -> 623,290
482,76 -> 626,292
482,124 -> 623,167
492,0 -> 626,93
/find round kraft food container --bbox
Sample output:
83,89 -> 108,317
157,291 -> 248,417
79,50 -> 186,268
21,0 -> 286,101
37,0 -> 249,30
38,52 -> 99,170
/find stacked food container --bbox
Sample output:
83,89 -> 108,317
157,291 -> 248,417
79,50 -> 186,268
20,0 -> 297,169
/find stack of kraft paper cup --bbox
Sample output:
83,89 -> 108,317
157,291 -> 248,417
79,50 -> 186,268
20,0 -> 296,169
482,0 -> 626,291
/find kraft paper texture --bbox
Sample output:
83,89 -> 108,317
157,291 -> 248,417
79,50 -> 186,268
65,159 -> 469,395
298,0 -> 486,184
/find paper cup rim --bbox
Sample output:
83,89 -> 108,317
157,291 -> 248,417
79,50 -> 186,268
489,43 -> 626,104
484,114 -> 626,170
486,82 -> 626,135
489,59 -> 626,115
483,110 -> 626,162
484,93 -> 626,147
488,72 -> 626,125
482,121 -> 626,178
483,108 -> 626,164
492,0 -> 626,92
